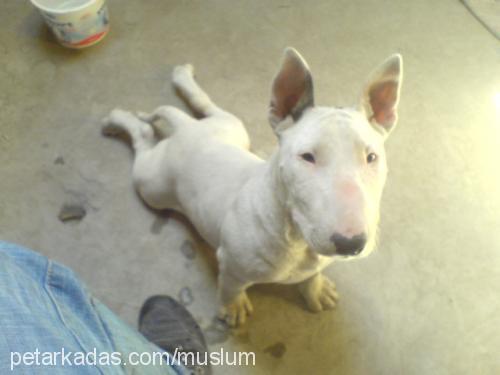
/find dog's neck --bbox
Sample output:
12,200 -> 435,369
246,151 -> 305,250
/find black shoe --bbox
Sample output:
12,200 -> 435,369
138,295 -> 211,374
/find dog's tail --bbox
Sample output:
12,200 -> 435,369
102,109 -> 156,152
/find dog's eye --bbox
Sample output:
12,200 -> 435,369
300,153 -> 316,164
366,152 -> 378,163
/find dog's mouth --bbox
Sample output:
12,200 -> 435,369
288,210 -> 368,258
312,235 -> 368,258
314,246 -> 364,258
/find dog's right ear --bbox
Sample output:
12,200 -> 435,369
269,48 -> 314,132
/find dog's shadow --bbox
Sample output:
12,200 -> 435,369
154,212 -> 359,373
143,203 -> 361,374
239,283 -> 363,374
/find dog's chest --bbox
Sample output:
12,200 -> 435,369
272,243 -> 334,284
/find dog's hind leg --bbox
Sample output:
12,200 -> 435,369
172,64 -> 229,118
136,105 -> 195,130
172,64 -> 250,149
102,109 -> 156,152
102,108 -> 180,210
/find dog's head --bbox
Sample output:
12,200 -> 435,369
269,48 -> 402,259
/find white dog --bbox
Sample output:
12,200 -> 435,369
102,48 -> 403,326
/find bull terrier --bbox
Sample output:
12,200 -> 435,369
102,48 -> 403,326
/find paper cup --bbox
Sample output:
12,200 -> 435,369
31,0 -> 110,49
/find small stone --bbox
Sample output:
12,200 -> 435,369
178,287 -> 194,306
264,342 -> 286,358
54,156 -> 65,165
58,204 -> 86,222
180,240 -> 196,259
204,317 -> 230,344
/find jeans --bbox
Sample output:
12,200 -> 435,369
0,241 -> 188,374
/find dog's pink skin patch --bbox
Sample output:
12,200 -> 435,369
339,180 -> 360,197
369,81 -> 398,126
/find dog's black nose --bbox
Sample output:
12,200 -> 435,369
330,233 -> 367,256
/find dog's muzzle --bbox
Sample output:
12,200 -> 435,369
330,233 -> 367,256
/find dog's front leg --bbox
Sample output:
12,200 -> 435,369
298,273 -> 339,312
217,264 -> 253,327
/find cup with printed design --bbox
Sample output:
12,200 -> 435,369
30,0 -> 110,49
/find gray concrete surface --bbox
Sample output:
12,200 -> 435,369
1,0 -> 499,374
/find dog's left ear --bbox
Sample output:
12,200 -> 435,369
269,48 -> 314,132
361,54 -> 403,137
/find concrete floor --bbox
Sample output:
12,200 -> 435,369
1,0 -> 499,374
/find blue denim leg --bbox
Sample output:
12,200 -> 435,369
0,241 -> 188,374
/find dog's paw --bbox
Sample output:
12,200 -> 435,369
136,111 -> 154,123
218,292 -> 253,327
299,274 -> 339,312
172,64 -> 194,84
101,109 -> 130,136
101,115 -> 121,136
